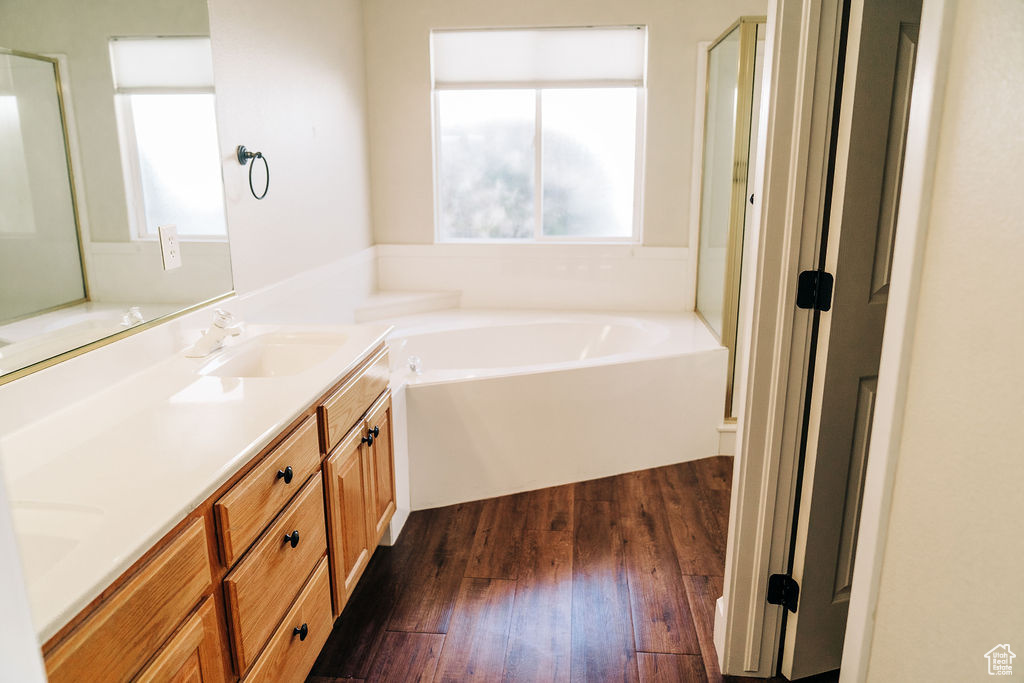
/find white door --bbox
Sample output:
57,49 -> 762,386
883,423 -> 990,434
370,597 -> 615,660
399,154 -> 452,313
781,0 -> 922,678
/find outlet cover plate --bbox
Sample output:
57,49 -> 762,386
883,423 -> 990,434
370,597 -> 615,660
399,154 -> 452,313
158,224 -> 182,270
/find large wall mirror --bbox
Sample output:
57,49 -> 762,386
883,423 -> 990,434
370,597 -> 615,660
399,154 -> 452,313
0,0 -> 233,383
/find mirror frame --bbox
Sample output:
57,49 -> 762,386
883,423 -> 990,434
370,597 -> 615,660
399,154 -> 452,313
0,47 -> 235,387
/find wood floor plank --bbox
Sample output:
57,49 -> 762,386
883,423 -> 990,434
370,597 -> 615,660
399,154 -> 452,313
619,469 -> 701,654
682,575 -> 725,682
574,474 -> 619,502
364,631 -> 445,683
637,652 -> 708,683
308,457 -> 775,683
693,457 -> 733,539
660,464 -> 727,576
524,484 -> 574,532
502,530 -> 572,682
434,577 -> 517,683
571,500 -> 639,683
466,492 -> 528,579
309,507 -> 426,679
388,501 -> 483,633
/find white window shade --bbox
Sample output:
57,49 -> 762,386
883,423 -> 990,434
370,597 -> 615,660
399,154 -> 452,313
109,37 -> 214,91
431,27 -> 646,88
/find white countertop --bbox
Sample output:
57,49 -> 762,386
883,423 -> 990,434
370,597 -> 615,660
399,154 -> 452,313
0,322 -> 390,642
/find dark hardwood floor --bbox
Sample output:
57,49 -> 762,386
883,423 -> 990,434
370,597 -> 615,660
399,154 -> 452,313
307,457 -> 838,683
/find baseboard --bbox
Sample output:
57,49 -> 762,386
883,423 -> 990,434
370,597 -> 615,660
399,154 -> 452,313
717,422 -> 738,456
714,595 -> 727,671
380,506 -> 410,546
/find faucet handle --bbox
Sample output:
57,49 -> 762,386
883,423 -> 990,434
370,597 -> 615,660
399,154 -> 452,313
212,309 -> 234,328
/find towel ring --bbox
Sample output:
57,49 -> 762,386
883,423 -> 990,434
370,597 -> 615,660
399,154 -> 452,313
236,145 -> 269,200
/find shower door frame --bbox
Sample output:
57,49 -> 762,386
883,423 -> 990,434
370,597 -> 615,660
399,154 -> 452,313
0,48 -> 91,311
694,17 -> 765,420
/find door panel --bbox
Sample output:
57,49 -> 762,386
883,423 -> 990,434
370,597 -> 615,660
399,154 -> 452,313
782,0 -> 921,678
870,23 -> 920,303
135,598 -> 227,683
367,395 -> 396,544
323,426 -> 371,615
832,375 -> 876,601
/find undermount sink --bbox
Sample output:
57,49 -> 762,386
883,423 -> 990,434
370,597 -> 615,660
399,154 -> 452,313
199,331 -> 349,378
12,502 -> 105,574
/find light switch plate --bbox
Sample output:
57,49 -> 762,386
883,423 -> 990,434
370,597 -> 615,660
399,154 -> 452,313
158,224 -> 182,270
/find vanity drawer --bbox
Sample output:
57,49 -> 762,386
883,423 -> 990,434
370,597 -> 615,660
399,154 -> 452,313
224,476 -> 327,672
45,518 -> 213,683
216,415 -> 320,566
243,557 -> 332,683
319,347 -> 389,453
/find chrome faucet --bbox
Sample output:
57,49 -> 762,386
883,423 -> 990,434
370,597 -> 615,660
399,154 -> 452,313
185,309 -> 242,358
120,306 -> 145,328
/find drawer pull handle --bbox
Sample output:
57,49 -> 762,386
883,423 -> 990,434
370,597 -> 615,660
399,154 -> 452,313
283,530 -> 300,548
293,623 -> 309,641
361,433 -> 374,447
276,466 -> 294,484
370,425 -> 380,438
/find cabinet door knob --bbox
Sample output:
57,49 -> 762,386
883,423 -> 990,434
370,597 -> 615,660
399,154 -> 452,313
370,425 -> 380,438
361,433 -> 374,447
283,530 -> 300,548
293,623 -> 308,641
276,466 -> 294,484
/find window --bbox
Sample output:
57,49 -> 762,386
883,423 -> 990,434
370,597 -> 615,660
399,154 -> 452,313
110,37 -> 227,239
431,27 -> 647,242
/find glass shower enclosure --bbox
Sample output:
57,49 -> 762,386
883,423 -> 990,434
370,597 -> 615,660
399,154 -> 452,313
695,17 -> 765,419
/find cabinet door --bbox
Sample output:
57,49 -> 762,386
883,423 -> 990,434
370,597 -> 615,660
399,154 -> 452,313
323,424 -> 372,615
366,393 -> 396,545
136,597 -> 228,683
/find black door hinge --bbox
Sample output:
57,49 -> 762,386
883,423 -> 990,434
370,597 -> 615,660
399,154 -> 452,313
767,574 -> 800,612
796,270 -> 834,311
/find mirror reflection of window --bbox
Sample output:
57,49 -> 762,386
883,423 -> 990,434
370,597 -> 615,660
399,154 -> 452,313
109,37 -> 226,240
0,63 -> 38,236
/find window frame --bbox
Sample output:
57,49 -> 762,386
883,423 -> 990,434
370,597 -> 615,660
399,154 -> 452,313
431,81 -> 647,244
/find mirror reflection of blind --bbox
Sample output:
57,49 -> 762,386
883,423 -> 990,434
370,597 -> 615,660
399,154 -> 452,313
431,27 -> 647,88
109,37 -> 214,92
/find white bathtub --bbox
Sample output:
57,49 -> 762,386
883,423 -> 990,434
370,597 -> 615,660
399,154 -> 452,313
384,310 -> 727,510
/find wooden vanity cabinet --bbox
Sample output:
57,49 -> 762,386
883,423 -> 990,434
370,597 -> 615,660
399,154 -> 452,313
323,425 -> 373,614
323,391 -> 396,616
135,597 -> 227,683
366,393 -> 396,546
43,518 -> 228,683
40,343 -> 396,683
223,476 -> 327,672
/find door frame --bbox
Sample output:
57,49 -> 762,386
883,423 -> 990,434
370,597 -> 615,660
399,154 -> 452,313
714,0 -> 956,678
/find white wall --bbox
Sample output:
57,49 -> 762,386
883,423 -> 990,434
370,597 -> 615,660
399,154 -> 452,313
208,0 -> 373,293
865,1 -> 1024,678
362,0 -> 767,248
377,243 -> 693,311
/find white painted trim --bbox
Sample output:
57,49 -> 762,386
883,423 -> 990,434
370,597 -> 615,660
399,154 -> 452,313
717,0 -> 844,676
688,42 -> 710,310
717,422 -> 738,456
0,448 -> 47,681
839,1 -> 956,680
